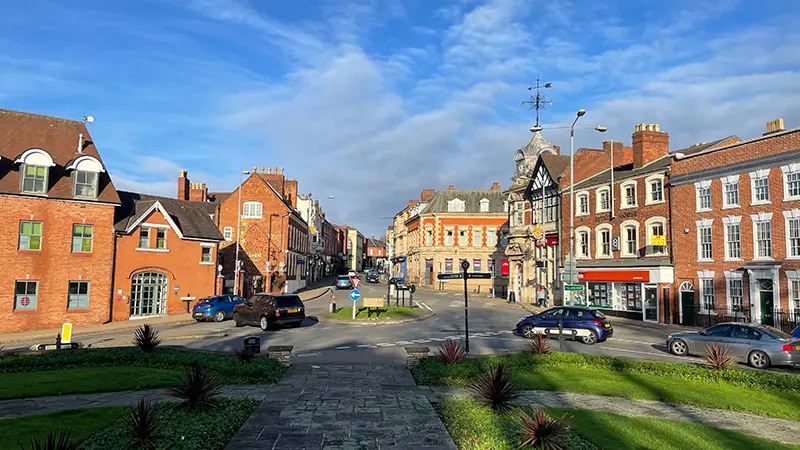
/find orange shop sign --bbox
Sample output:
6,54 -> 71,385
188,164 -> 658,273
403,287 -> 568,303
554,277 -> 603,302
578,270 -> 650,283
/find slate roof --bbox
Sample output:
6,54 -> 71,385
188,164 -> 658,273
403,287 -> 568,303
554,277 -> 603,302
208,191 -> 232,203
571,155 -> 671,190
541,154 -> 570,179
421,189 -> 506,214
366,237 -> 385,248
676,135 -> 737,157
0,108 -> 120,203
114,191 -> 224,241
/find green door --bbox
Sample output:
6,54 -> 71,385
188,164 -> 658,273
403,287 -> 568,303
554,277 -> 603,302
760,292 -> 775,326
681,292 -> 696,326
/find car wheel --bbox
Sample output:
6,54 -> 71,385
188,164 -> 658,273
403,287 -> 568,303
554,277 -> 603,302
581,330 -> 598,345
748,350 -> 771,369
521,324 -> 535,339
260,316 -> 270,331
669,339 -> 688,356
234,314 -> 243,327
213,310 -> 225,322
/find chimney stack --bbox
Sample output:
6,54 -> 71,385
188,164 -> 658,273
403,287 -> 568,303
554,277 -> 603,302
189,182 -> 208,202
178,170 -> 190,200
447,185 -> 455,190
420,189 -> 436,201
764,118 -> 785,135
602,140 -> 627,168
491,182 -> 501,190
632,123 -> 669,169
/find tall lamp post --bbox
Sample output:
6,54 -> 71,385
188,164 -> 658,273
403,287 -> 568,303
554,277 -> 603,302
233,170 -> 250,296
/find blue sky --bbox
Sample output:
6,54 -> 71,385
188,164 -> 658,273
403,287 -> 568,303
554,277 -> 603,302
2,0 -> 799,236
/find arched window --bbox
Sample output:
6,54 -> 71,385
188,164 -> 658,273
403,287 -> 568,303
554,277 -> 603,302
242,201 -> 263,218
620,180 -> 638,209
679,281 -> 694,292
66,155 -> 105,199
130,271 -> 168,317
645,216 -> 668,256
15,149 -> 56,195
620,220 -> 640,257
645,174 -> 665,205
595,224 -> 613,258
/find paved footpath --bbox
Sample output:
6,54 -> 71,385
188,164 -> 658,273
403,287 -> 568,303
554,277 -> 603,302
225,364 -> 457,450
419,386 -> 800,446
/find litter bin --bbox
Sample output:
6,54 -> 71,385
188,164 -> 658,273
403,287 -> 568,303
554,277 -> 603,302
508,291 -> 516,304
243,336 -> 261,354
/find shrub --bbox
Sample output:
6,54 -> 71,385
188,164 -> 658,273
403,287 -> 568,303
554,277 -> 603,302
528,333 -> 551,355
518,408 -> 571,450
470,364 -> 520,412
132,324 -> 162,352
704,344 -> 736,371
233,347 -> 257,363
125,398 -> 161,449
436,340 -> 467,365
169,363 -> 222,412
25,428 -> 74,450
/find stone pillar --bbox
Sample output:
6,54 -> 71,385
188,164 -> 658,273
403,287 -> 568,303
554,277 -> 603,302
405,346 -> 430,369
267,345 -> 293,367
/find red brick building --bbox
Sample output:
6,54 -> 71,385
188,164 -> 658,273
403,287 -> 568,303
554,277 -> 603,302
0,109 -> 120,334
670,118 -> 800,328
112,192 -> 223,320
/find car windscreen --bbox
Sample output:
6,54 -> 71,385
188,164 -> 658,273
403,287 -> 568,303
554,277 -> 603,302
338,276 -> 350,280
276,296 -> 303,308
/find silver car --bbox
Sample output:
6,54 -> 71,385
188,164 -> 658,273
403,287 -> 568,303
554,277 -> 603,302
666,322 -> 800,369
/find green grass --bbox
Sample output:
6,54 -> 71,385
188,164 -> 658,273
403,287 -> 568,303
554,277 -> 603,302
0,366 -> 183,400
0,347 -> 286,399
79,398 -> 259,450
440,397 -> 799,450
414,351 -> 800,420
329,306 -> 424,320
0,407 -> 127,449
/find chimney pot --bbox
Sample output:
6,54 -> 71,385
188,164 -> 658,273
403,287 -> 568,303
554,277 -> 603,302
274,166 -> 279,174
266,167 -> 272,174
180,169 -> 187,177
260,166 -> 265,173
447,185 -> 455,190
280,167 -> 284,175
765,118 -> 785,135
252,166 -> 257,173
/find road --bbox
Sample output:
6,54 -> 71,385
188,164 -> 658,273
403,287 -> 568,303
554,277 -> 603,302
4,280 -> 717,367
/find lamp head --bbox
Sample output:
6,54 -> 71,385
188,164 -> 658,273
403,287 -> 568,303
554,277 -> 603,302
577,109 -> 586,117
241,170 -> 250,175
595,126 -> 608,132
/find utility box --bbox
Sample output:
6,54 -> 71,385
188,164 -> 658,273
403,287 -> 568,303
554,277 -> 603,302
243,336 -> 261,354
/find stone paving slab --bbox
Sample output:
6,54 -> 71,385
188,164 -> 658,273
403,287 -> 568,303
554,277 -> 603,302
0,385 -> 273,419
420,386 -> 800,446
225,364 -> 457,450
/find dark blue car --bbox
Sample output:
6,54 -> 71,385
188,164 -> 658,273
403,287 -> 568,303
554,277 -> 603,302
192,294 -> 246,322
515,306 -> 613,345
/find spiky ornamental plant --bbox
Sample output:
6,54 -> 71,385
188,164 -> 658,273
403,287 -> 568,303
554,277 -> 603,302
703,343 -> 736,371
169,363 -> 222,412
518,409 -> 571,450
125,399 -> 161,450
24,428 -> 74,450
132,324 -> 162,352
436,340 -> 467,364
470,364 -> 520,412
233,346 -> 257,363
527,333 -> 551,355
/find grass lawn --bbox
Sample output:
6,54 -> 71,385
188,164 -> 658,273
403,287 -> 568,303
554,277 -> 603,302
0,347 -> 285,399
414,351 -> 800,420
329,306 -> 424,321
0,407 -> 127,449
0,366 -> 183,400
440,397 -> 799,450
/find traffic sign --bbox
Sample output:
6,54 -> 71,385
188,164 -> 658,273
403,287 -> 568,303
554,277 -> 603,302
467,272 -> 492,279
563,253 -> 579,284
349,289 -> 361,301
437,273 -> 463,280
352,277 -> 361,289
564,284 -> 584,291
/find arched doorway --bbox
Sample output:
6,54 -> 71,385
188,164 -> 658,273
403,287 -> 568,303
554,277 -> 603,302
679,281 -> 695,326
130,271 -> 168,317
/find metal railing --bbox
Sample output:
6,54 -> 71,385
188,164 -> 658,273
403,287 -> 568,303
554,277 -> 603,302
677,305 -> 800,333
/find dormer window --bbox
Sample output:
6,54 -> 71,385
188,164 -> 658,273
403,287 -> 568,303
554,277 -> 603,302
15,149 -> 56,195
447,198 -> 465,212
479,198 -> 490,212
66,155 -> 104,200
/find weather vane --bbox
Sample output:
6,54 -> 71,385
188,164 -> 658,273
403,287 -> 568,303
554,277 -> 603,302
521,77 -> 552,127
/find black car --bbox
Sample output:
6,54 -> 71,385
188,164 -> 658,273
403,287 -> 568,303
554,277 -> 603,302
233,294 -> 305,331
366,272 -> 379,283
390,277 -> 410,290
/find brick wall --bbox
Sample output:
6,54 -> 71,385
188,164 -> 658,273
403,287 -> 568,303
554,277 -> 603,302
113,209 -> 218,320
0,196 -> 116,334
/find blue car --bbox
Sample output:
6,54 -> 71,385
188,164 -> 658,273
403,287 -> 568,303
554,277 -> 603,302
192,294 -> 246,322
515,306 -> 613,345
336,275 -> 353,290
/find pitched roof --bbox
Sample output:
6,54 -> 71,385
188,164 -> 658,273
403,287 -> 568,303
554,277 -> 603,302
0,108 -> 120,203
421,189 -> 506,214
673,135 -> 737,156
114,191 -> 223,241
571,155 -> 671,190
366,237 -> 385,248
540,154 -> 570,179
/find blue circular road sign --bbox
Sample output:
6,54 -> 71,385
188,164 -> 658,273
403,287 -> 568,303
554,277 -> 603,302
349,289 -> 361,301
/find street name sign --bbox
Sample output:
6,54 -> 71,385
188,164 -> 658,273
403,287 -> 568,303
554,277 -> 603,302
437,273 -> 463,280
467,272 -> 492,279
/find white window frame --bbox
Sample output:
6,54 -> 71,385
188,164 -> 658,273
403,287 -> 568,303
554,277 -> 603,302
200,243 -> 215,264
223,227 -> 233,241
472,228 -> 482,247
788,270 -> 800,314
425,228 -> 433,247
724,270 -> 744,315
486,229 -> 498,246
447,198 -> 466,213
575,226 -> 591,259
721,174 -> 740,209
242,201 -> 263,219
751,212 -> 773,260
721,215 -> 742,261
595,224 -> 612,259
458,228 -> 468,246
576,191 -> 589,216
698,270 -> 716,313
620,181 -> 637,209
695,180 -> 712,212
444,229 -> 454,246
749,169 -> 771,206
782,163 -> 800,202
137,223 -> 170,252
479,198 -> 490,213
512,202 -> 525,226
644,216 -> 667,256
645,174 -> 665,205
596,187 -> 611,213
620,219 -> 639,258
695,218 -> 714,262
784,209 -> 800,260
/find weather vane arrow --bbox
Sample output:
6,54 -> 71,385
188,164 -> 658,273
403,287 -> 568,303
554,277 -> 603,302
522,77 -> 553,127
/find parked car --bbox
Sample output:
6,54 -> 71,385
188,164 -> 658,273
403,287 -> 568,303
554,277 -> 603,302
192,294 -> 246,322
667,322 -> 800,369
791,325 -> 800,339
389,277 -> 409,290
336,275 -> 353,289
515,307 -> 613,345
233,294 -> 306,331
348,270 -> 357,278
366,272 -> 379,283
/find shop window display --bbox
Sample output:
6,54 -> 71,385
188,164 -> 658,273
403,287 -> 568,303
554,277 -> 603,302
588,282 -> 612,308
620,283 -> 642,311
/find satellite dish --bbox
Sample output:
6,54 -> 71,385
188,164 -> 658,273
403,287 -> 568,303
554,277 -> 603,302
83,115 -> 94,123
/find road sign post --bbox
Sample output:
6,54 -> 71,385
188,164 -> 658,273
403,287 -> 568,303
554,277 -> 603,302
461,260 -> 470,354
349,289 -> 361,320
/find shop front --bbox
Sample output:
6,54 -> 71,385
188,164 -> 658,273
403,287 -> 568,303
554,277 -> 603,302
565,266 -> 673,322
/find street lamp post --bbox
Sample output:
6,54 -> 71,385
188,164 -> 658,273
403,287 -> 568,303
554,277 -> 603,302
234,170 -> 250,296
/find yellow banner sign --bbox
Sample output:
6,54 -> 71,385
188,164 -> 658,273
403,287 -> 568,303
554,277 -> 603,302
61,323 -> 73,344
651,235 -> 666,246
362,298 -> 385,308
